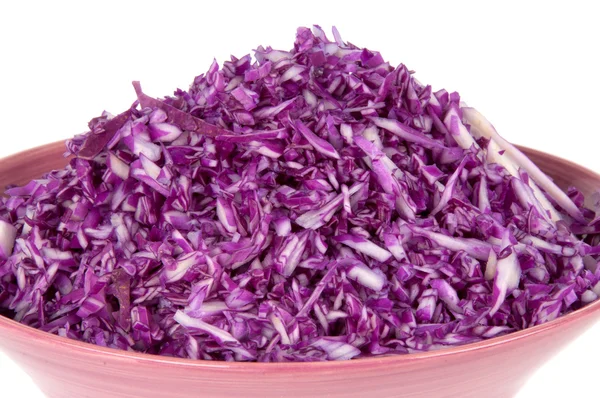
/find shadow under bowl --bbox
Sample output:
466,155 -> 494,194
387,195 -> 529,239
1,142 -> 599,398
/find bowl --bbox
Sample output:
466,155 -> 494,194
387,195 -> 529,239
1,142 -> 599,398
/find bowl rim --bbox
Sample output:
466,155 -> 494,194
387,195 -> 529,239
1,142 -> 599,371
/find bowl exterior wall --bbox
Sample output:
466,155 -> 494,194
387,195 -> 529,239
1,311 -> 598,398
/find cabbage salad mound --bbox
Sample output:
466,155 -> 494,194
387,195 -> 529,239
1,26 -> 599,362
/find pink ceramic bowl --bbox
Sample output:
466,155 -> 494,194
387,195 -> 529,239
1,142 -> 600,398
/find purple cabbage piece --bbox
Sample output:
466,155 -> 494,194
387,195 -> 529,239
0,219 -> 17,260
1,26 -> 599,363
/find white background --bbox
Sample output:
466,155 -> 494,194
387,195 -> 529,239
1,1 -> 599,396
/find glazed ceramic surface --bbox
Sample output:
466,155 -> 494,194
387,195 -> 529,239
1,142 -> 599,398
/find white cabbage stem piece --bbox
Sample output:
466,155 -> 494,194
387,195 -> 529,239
461,106 -> 585,225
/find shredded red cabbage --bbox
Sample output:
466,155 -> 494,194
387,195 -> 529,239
1,26 -> 600,362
